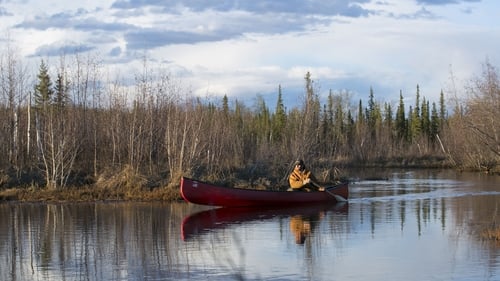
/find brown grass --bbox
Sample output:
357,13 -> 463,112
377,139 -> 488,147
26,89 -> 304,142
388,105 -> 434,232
95,165 -> 148,191
0,165 -> 182,203
0,186 -> 182,202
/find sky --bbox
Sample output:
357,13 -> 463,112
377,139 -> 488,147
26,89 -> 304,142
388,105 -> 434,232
0,0 -> 499,108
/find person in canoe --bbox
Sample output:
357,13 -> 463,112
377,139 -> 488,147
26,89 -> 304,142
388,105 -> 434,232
288,159 -> 324,192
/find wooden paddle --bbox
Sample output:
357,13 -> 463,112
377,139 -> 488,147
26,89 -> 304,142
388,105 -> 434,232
310,180 -> 347,202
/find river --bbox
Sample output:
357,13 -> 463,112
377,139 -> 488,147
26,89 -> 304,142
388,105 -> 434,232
1,169 -> 499,281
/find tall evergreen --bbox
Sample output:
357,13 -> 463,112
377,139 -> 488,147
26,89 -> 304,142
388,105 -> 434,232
410,85 -> 421,140
430,102 -> 440,142
357,99 -> 364,124
414,85 -> 420,118
367,87 -> 376,131
222,94 -> 229,117
34,60 -> 53,111
384,102 -> 393,139
272,85 -> 287,142
407,106 -> 414,142
421,97 -> 430,138
439,90 -> 446,127
54,72 -> 70,111
395,91 -> 406,140
254,95 -> 271,143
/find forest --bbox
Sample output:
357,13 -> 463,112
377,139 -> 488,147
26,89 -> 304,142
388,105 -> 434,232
0,49 -> 499,198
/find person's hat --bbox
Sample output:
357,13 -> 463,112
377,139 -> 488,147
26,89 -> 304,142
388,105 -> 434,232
294,159 -> 304,166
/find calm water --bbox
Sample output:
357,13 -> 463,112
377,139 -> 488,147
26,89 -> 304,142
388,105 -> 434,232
1,169 -> 499,281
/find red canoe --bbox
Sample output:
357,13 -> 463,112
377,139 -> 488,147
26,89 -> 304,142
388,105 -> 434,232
180,177 -> 349,207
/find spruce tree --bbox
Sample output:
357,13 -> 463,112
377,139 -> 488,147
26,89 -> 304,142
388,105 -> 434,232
34,60 -> 53,111
410,85 -> 421,139
395,91 -> 406,140
222,94 -> 229,117
439,90 -> 446,128
430,102 -> 440,143
272,85 -> 286,142
54,72 -> 69,112
384,102 -> 393,139
421,97 -> 430,138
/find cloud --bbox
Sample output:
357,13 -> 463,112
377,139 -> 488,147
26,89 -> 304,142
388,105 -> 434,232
109,1 -> 375,50
0,7 -> 13,16
29,42 -> 95,57
109,46 -> 122,56
15,11 -> 134,32
15,12 -> 76,30
111,0 -> 372,17
125,29 -> 228,49
73,18 -> 134,32
12,1 -> 373,52
1,0 -> 498,109
415,0 -> 481,4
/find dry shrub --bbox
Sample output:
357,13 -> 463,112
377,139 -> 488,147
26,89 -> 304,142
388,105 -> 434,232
0,171 -> 9,187
96,165 -> 147,191
143,186 -> 180,201
0,188 -> 20,200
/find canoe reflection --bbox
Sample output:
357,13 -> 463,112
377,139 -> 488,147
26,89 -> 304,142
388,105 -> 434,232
181,203 -> 348,241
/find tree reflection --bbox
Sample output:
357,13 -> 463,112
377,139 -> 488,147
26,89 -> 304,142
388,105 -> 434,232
0,202 -> 197,281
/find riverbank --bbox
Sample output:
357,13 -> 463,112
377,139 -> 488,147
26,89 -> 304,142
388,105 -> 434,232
0,186 -> 181,202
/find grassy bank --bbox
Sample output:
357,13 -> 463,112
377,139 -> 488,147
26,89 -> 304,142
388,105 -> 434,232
0,185 -> 181,202
0,165 -> 181,202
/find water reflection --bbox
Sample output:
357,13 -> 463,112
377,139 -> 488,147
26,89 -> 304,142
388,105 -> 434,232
181,203 -> 347,242
0,202 -> 194,281
289,212 -> 321,244
180,203 -> 350,280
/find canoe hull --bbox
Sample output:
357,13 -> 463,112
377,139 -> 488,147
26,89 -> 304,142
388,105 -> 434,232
180,177 -> 348,207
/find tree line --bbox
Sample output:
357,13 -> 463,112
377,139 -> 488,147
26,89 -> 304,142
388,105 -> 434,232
0,49 -> 498,190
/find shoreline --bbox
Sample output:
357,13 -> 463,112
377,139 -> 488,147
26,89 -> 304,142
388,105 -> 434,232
0,186 -> 181,203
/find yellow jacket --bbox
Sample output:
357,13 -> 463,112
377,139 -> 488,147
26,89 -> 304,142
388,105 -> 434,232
289,169 -> 313,189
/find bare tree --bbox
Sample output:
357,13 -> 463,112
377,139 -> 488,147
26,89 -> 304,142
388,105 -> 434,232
33,60 -> 80,189
444,60 -> 500,171
0,39 -> 30,173
462,61 -> 499,170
